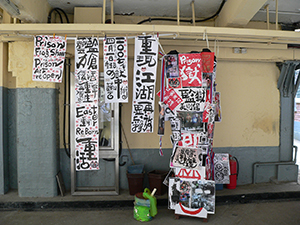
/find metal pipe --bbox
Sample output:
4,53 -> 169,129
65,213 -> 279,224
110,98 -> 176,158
177,0 -> 180,25
253,145 -> 297,184
191,0 -> 195,26
110,0 -> 114,24
103,0 -> 106,24
264,4 -> 269,30
275,0 -> 278,30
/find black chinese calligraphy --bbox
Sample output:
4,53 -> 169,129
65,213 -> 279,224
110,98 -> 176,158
175,88 -> 206,112
75,37 -> 99,171
103,37 -> 128,103
170,146 -> 203,170
32,35 -> 66,82
131,35 -> 158,133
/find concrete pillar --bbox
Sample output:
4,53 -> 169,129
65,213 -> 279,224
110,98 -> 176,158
8,41 -> 59,197
16,88 -> 58,197
0,87 -> 9,195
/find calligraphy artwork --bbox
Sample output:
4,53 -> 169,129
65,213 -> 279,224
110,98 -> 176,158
178,53 -> 202,87
170,146 -> 203,170
174,88 -> 206,112
131,35 -> 159,133
214,153 -> 230,184
32,35 -> 66,82
74,37 -> 99,171
103,37 -> 128,103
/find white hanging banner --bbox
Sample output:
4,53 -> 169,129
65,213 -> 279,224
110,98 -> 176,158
103,37 -> 128,103
131,35 -> 159,133
32,35 -> 66,83
74,37 -> 99,171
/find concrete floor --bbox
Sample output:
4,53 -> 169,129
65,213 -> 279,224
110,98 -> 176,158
1,141 -> 299,224
1,200 -> 300,225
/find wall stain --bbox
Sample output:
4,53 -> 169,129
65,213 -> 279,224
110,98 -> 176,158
252,116 -> 278,134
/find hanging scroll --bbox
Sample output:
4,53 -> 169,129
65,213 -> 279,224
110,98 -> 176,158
32,35 -> 66,82
131,35 -> 159,133
74,37 -> 99,171
103,37 -> 128,103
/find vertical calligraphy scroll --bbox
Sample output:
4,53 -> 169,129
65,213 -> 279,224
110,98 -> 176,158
131,35 -> 159,133
74,37 -> 99,171
32,35 -> 66,82
103,37 -> 128,103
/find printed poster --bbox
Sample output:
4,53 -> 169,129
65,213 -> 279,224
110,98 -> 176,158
174,167 -> 205,180
170,146 -> 204,170
214,92 -> 222,122
178,53 -> 202,87
103,37 -> 128,103
179,132 -> 209,149
157,88 -> 183,111
168,178 -> 215,217
131,35 -> 159,133
214,153 -> 230,184
74,37 -> 99,171
32,35 -> 66,82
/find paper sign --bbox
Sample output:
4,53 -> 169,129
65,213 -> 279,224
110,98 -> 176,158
103,37 -> 128,103
178,53 -> 202,87
214,153 -> 230,184
174,88 -> 206,112
32,35 -> 66,82
74,37 -> 99,171
170,146 -> 204,170
131,35 -> 159,133
201,52 -> 214,73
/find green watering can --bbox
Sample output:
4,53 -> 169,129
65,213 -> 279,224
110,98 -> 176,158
133,188 -> 157,222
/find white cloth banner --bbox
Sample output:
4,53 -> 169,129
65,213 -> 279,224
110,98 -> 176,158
103,37 -> 128,103
74,37 -> 99,171
32,35 -> 66,82
131,35 -> 159,133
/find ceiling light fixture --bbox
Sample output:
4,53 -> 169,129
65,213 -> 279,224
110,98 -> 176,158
0,0 -> 20,17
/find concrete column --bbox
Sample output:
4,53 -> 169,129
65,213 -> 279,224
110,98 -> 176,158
0,87 -> 9,195
16,88 -> 58,197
